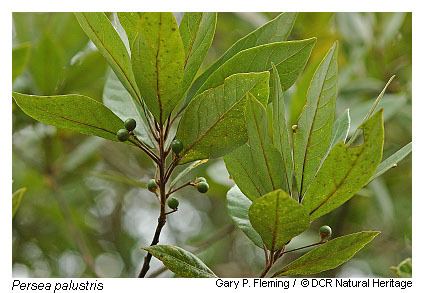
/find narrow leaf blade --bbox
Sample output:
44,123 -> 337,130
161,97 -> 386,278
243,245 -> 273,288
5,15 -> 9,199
144,245 -> 216,278
368,142 -> 412,183
13,92 -> 125,142
329,109 -> 351,149
12,43 -> 31,82
294,42 -> 338,196
12,188 -> 27,218
275,231 -> 380,276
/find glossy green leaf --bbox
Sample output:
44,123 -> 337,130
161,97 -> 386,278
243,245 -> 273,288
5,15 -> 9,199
74,13 -> 141,102
187,12 -> 297,102
271,64 -> 293,192
294,43 -> 338,196
180,13 -> 217,96
117,12 -> 139,47
368,142 -> 412,183
12,43 -> 31,82
227,185 -> 263,248
144,245 -> 216,278
303,110 -> 384,221
195,38 -> 316,99
249,190 -> 310,251
177,72 -> 270,164
224,95 -> 286,200
130,12 -> 185,124
13,92 -> 125,142
274,231 -> 379,276
12,188 -> 26,218
329,109 -> 351,149
103,70 -> 155,147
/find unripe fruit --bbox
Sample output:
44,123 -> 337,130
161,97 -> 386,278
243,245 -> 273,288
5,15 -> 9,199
196,177 -> 207,183
124,118 -> 137,132
319,225 -> 332,242
117,129 -> 130,142
167,197 -> 179,210
171,139 -> 183,155
147,179 -> 158,193
196,181 -> 209,193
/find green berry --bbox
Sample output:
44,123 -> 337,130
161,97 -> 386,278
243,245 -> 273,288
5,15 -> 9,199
196,177 -> 207,183
124,118 -> 137,131
196,181 -> 209,193
147,179 -> 158,193
167,197 -> 179,210
117,129 -> 130,142
171,139 -> 184,155
319,225 -> 332,242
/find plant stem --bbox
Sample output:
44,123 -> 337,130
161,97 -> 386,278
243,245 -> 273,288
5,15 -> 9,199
138,121 -> 168,278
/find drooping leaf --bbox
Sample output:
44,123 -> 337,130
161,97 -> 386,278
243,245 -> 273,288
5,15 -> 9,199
270,64 -> 293,192
187,12 -> 297,102
103,70 -> 155,147
195,38 -> 316,99
170,159 -> 208,189
176,72 -> 270,164
329,109 -> 351,149
224,95 -> 286,200
12,188 -> 27,218
12,92 -> 126,142
294,42 -> 338,197
368,142 -> 412,183
74,13 -> 141,102
12,43 -> 31,82
227,185 -> 263,248
303,110 -> 384,221
179,13 -> 217,96
390,258 -> 412,278
144,245 -> 216,278
130,12 -> 185,124
249,190 -> 310,251
274,231 -> 380,276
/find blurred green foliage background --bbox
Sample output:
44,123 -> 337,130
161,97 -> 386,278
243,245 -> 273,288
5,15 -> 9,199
12,12 -> 411,277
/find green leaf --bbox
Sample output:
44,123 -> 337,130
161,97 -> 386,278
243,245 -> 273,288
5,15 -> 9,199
329,109 -> 351,149
12,43 -> 31,82
227,185 -> 263,248
170,159 -> 208,189
195,38 -> 316,99
274,231 -> 379,276
294,42 -> 338,197
249,190 -> 310,251
74,13 -> 141,102
12,92 -> 125,142
117,12 -> 139,47
224,95 -> 286,200
144,245 -> 216,278
303,110 -> 384,221
368,142 -> 412,183
130,12 -> 185,124
270,64 -> 293,192
12,188 -> 27,218
390,258 -> 412,278
176,72 -> 270,164
103,70 -> 155,147
187,12 -> 297,102
92,171 -> 146,189
180,13 -> 217,96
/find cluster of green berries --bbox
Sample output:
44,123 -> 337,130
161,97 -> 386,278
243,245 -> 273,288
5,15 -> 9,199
116,118 -> 137,142
319,225 -> 332,242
